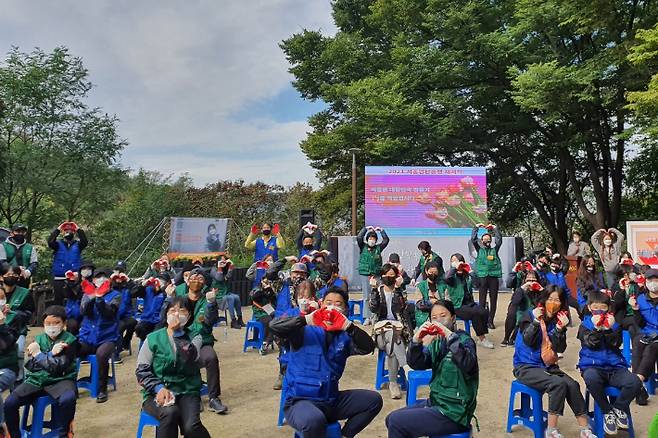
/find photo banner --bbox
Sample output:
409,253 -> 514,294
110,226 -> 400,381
365,166 -> 487,236
168,217 -> 230,258
626,221 -> 658,268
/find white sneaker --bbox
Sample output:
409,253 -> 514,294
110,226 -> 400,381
579,428 -> 598,438
389,382 -> 401,399
477,338 -> 495,349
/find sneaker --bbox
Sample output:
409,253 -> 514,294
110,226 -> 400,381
545,427 -> 563,438
112,354 -> 123,364
477,338 -> 495,349
389,382 -> 401,399
273,374 -> 283,390
237,317 -> 246,327
612,408 -> 629,430
636,386 -> 649,406
500,339 -> 510,347
579,428 -> 598,438
603,411 -> 617,435
96,392 -> 108,403
230,320 -> 241,330
557,352 -> 564,359
208,398 -> 228,414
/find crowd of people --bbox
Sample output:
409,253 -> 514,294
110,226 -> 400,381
0,220 -> 654,437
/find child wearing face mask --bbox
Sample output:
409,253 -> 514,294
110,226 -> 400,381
4,305 -> 78,438
369,263 -> 411,399
415,262 -> 446,327
270,289 -> 383,437
0,288 -> 18,437
577,291 -> 641,436
386,300 -> 478,437
134,273 -> 170,344
63,261 -> 94,336
78,268 -> 122,403
471,224 -> 503,329
502,265 -> 545,346
513,286 -> 596,438
445,254 -> 493,349
629,268 -> 658,406
591,228 -> 625,288
136,296 -> 211,438
1,265 -> 35,381
357,226 -> 390,325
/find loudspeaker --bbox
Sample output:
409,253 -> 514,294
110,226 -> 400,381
299,209 -> 316,228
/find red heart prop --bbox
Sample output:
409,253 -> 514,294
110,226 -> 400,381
524,262 -> 535,271
272,224 -> 280,235
530,281 -> 543,292
513,262 -> 523,272
458,262 -> 471,273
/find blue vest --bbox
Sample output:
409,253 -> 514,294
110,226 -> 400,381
286,326 -> 352,403
513,310 -> 558,368
51,240 -> 82,277
577,317 -> 627,370
274,282 -> 293,318
254,236 -> 279,262
544,271 -> 570,296
117,287 -> 134,319
65,297 -> 81,320
140,286 -> 165,325
318,278 -> 346,300
638,294 -> 658,335
79,290 -> 121,346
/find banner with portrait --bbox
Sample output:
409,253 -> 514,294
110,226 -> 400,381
167,217 -> 230,259
626,221 -> 658,268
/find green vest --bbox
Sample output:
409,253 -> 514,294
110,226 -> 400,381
415,280 -> 445,326
428,333 -> 478,427
0,320 -> 18,371
175,286 -> 214,346
25,331 -> 78,388
210,278 -> 229,299
358,246 -> 382,276
3,242 -> 33,267
143,328 -> 202,400
8,286 -> 30,335
175,283 -> 188,297
419,252 -> 441,274
475,247 -> 502,278
445,275 -> 472,309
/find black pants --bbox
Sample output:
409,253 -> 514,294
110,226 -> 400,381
503,288 -> 526,343
617,315 -> 639,338
135,321 -> 157,341
143,394 -> 211,438
478,276 -> 500,324
582,367 -> 642,413
78,342 -> 115,393
385,400 -> 469,438
118,317 -> 137,351
5,381 -> 77,438
257,315 -> 274,344
284,389 -> 383,438
455,303 -> 488,337
631,336 -> 658,378
514,365 -> 587,417
199,345 -> 221,399
52,279 -> 66,306
66,318 -> 81,337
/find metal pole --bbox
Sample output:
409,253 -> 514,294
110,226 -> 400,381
351,150 -> 357,236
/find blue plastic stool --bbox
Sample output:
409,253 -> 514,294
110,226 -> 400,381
585,386 -> 635,438
293,421 -> 342,438
20,395 -> 61,438
243,320 -> 265,352
135,297 -> 144,321
406,369 -> 432,405
622,330 -> 632,365
375,349 -> 407,390
506,380 -> 547,438
77,354 -> 118,398
136,410 -> 159,438
430,426 -> 472,438
646,371 -> 657,395
348,299 -> 365,324
277,378 -> 288,427
456,317 -> 472,335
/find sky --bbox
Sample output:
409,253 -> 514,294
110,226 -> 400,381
0,0 -> 336,186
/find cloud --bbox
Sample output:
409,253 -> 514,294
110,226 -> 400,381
0,0 -> 336,186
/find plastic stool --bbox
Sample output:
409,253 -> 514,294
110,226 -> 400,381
348,299 -> 365,324
136,410 -> 159,438
293,421 -> 342,438
243,320 -> 265,352
622,330 -> 632,365
277,378 -> 288,427
135,297 -> 144,321
585,387 -> 635,438
20,395 -> 61,438
430,426 -> 472,438
646,371 -> 657,395
406,369 -> 432,405
375,349 -> 407,390
456,317 -> 471,335
77,354 -> 117,398
214,308 -> 229,327
506,380 -> 547,438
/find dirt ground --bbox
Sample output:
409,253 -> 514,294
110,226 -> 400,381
25,293 -> 655,437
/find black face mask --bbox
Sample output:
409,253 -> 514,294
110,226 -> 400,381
303,244 -> 313,251
64,233 -> 74,240
427,273 -> 438,282
382,276 -> 396,287
483,241 -> 491,247
318,270 -> 332,282
12,235 -> 25,244
262,230 -> 271,236
3,277 -> 18,287
550,265 -> 560,273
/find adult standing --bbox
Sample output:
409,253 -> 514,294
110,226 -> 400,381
471,223 -> 502,329
591,228 -> 625,288
567,231 -> 591,258
245,222 -> 285,262
0,224 -> 38,288
296,222 -> 322,260
357,226 -> 389,324
412,241 -> 443,283
48,221 -> 88,306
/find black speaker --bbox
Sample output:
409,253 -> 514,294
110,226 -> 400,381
299,209 -> 316,228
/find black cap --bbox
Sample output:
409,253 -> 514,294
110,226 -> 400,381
11,224 -> 27,232
645,268 -> 658,279
93,268 -> 112,277
80,260 -> 95,270
114,260 -> 127,272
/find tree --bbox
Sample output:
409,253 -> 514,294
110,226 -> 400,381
281,0 -> 658,252
627,24 -> 658,137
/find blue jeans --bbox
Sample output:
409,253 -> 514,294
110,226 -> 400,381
0,368 -> 17,424
219,294 -> 242,320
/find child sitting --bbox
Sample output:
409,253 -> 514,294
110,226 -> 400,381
630,268 -> 658,406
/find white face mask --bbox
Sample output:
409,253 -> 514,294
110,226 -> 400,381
451,260 -> 460,269
603,239 -> 613,246
178,314 -> 188,326
367,240 -> 377,247
81,269 -> 92,278
0,299 -> 6,307
647,280 -> 658,293
432,316 -> 454,330
167,312 -> 189,327
325,304 -> 345,314
93,277 -> 107,287
44,325 -> 62,339
573,237 -> 580,243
